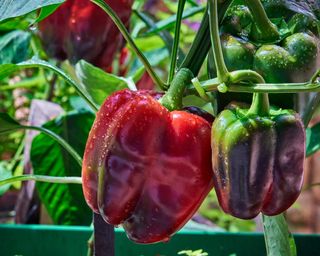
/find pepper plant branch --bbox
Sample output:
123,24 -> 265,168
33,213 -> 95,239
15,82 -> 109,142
208,0 -> 229,83
91,0 -> 166,90
244,0 -> 279,42
168,0 -> 187,84
3,125 -> 82,168
191,70 -> 320,93
0,175 -> 82,187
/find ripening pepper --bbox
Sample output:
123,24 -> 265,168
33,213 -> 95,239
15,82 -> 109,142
211,99 -> 305,219
82,88 -> 214,243
38,0 -> 133,70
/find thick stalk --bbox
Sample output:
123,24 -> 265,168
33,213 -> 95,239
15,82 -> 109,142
168,0 -> 187,83
159,68 -> 194,111
208,0 -> 229,83
180,10 -> 210,75
91,0 -> 166,90
180,0 -> 232,75
244,0 -> 279,42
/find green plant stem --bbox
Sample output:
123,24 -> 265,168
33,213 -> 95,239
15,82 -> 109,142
244,0 -> 279,42
0,76 -> 45,91
8,59 -> 98,112
180,0 -> 232,75
91,0 -> 166,90
159,68 -> 194,111
3,125 -> 82,167
180,10 -> 210,75
247,93 -> 270,116
168,0 -> 187,83
230,70 -> 265,84
0,175 -> 82,187
195,75 -> 320,94
208,0 -> 229,82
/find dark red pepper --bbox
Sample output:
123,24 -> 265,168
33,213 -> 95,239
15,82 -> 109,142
82,89 -> 213,243
38,0 -> 133,70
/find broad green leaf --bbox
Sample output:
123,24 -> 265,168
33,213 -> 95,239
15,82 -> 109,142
0,112 -> 21,133
30,111 -> 94,225
75,60 -> 136,106
306,123 -> 320,156
0,161 -> 12,196
0,58 -> 98,112
0,0 -> 64,22
262,214 -> 297,256
0,30 -> 31,64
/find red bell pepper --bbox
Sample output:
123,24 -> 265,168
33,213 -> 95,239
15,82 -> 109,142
82,89 -> 213,243
38,0 -> 133,70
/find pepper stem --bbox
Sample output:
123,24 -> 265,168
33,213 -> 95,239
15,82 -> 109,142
247,93 -> 270,116
208,0 -> 229,83
168,0 -> 187,83
159,68 -> 194,111
244,0 -> 279,42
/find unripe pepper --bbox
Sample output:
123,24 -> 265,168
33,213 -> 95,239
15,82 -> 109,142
82,83 -> 214,243
38,0 -> 133,70
211,99 -> 305,219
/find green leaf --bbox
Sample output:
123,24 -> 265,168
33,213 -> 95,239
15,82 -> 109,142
0,58 -> 98,112
262,214 -> 297,256
75,60 -> 136,106
35,4 -> 61,23
0,0 -> 64,22
0,161 -> 12,196
306,123 -> 320,156
30,111 -> 94,225
0,112 -> 21,134
0,30 -> 31,64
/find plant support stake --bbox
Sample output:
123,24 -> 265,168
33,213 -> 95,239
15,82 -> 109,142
93,213 -> 115,256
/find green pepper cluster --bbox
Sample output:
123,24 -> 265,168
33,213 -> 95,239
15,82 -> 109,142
210,1 -> 319,83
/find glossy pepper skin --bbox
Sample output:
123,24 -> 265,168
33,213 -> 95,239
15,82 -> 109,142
82,89 -> 213,244
216,4 -> 320,83
39,0 -> 133,70
211,103 -> 305,219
